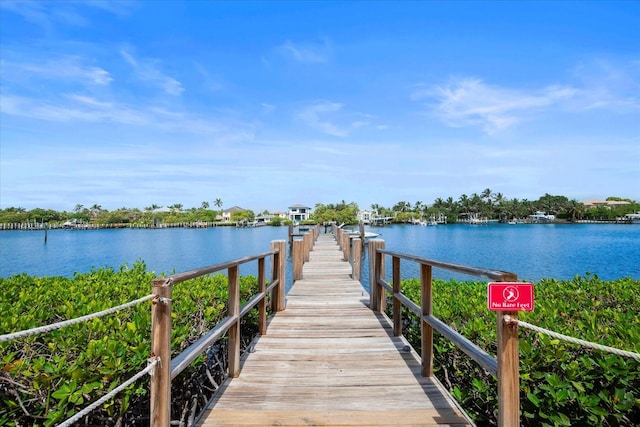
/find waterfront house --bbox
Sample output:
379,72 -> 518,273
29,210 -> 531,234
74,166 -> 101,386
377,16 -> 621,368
221,206 -> 246,222
254,214 -> 275,225
288,205 -> 312,223
357,210 -> 372,224
582,200 -> 631,208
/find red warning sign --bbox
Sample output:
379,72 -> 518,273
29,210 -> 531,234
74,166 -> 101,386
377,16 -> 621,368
487,282 -> 534,312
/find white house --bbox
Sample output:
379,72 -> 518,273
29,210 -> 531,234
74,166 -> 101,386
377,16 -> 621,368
221,206 -> 245,222
357,210 -> 372,224
288,204 -> 312,223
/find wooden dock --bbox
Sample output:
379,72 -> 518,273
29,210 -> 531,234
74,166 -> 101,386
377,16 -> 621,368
197,233 -> 474,426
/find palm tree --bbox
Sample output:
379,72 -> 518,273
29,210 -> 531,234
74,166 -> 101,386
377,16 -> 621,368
74,204 -> 84,213
393,201 -> 411,212
458,194 -> 471,215
214,198 -> 223,209
201,201 -> 210,210
565,200 -> 585,222
481,188 -> 493,202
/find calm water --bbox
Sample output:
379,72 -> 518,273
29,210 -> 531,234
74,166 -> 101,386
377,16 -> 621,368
362,223 -> 640,285
1,224 -> 639,291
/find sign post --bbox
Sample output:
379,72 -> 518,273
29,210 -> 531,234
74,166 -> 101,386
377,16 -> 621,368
488,281 -> 534,427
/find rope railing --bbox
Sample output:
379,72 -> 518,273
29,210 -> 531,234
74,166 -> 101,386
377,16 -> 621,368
57,356 -> 160,427
0,293 -> 156,342
505,315 -> 640,361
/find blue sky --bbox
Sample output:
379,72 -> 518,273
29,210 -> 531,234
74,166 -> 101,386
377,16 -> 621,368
1,1 -> 638,213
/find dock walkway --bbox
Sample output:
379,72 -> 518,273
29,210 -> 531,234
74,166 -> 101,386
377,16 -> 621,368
197,233 -> 473,426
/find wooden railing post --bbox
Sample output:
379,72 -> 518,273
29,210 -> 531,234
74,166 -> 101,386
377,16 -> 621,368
228,265 -> 240,378
151,278 -> 172,427
270,240 -> 287,311
368,239 -> 385,311
293,239 -> 304,280
392,256 -> 401,336
420,264 -> 433,377
351,238 -> 361,281
498,310 -> 520,426
303,232 -> 311,261
342,233 -> 350,261
258,256 -> 267,335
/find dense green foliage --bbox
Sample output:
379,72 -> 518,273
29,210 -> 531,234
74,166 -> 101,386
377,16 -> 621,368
393,275 -> 639,426
0,263 -> 263,426
1,265 -> 638,426
2,191 -> 637,227
312,200 -> 360,224
377,192 -> 639,223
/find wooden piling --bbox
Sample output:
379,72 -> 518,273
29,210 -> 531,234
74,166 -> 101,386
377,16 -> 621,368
293,239 -> 304,280
151,278 -> 172,427
351,237 -> 361,281
270,240 -> 287,311
368,239 -> 386,312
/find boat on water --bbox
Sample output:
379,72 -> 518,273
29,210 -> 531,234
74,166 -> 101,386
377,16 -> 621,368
342,228 -> 380,239
528,211 -> 556,223
336,223 -> 380,239
623,212 -> 640,224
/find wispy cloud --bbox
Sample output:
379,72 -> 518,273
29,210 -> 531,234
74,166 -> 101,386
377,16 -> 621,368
416,59 -> 640,135
120,49 -> 184,96
297,102 -> 348,137
0,93 -> 252,140
193,62 -> 225,92
1,57 -> 113,86
279,39 -> 330,64
0,1 -> 132,32
569,58 -> 640,111
413,77 -> 577,134
295,102 -> 388,137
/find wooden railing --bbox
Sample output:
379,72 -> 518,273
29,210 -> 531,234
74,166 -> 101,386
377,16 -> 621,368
291,225 -> 319,280
367,238 -> 521,427
149,240 -> 287,426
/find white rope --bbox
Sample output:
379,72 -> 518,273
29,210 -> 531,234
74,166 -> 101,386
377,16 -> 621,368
0,294 -> 157,342
507,316 -> 640,361
57,357 -> 160,427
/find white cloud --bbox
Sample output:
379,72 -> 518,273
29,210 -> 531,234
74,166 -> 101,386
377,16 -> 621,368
279,39 -> 330,64
1,57 -> 113,86
261,103 -> 276,114
0,1 -> 132,31
297,102 -> 348,137
415,77 -> 577,134
120,49 -> 184,96
416,59 -> 640,135
0,93 -> 252,139
569,58 -> 640,111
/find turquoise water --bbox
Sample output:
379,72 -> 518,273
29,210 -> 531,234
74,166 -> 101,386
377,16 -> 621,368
362,223 -> 640,286
1,224 -> 638,288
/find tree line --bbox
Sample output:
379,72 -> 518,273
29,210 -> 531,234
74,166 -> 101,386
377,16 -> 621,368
0,190 -> 638,226
314,191 -> 638,224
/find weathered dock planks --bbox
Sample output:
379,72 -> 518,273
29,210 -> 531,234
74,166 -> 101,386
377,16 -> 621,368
197,233 -> 473,426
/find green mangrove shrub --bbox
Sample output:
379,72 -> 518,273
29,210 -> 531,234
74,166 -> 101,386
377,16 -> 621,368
392,275 -> 639,426
0,262 -> 263,426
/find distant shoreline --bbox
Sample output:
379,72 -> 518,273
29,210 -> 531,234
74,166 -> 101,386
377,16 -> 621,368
1,219 -> 637,231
